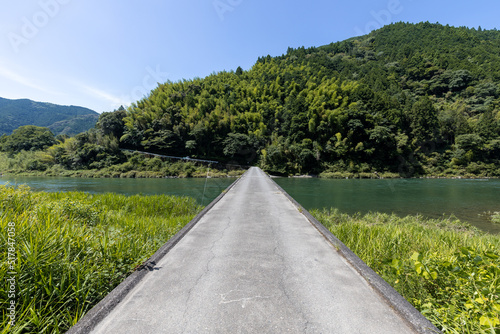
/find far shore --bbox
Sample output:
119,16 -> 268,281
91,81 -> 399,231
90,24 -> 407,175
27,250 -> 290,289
2,169 -> 499,180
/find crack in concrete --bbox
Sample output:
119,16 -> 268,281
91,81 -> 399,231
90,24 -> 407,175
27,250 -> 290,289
303,320 -> 313,334
180,215 -> 232,333
272,205 -> 312,331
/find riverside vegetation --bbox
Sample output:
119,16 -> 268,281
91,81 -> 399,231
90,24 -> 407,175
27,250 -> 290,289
0,185 -> 201,333
1,22 -> 500,178
314,209 -> 500,333
1,186 -> 499,333
0,149 -> 244,179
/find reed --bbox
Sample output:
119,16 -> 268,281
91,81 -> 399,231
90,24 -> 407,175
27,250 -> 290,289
0,185 -> 202,333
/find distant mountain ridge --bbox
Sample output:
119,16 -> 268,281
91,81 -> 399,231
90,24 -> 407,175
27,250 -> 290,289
0,97 -> 99,136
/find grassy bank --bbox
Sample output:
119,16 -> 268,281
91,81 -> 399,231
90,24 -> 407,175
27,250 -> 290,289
318,171 -> 402,179
317,164 -> 500,179
2,151 -> 498,180
0,186 -> 202,333
0,151 -> 246,179
312,209 -> 500,333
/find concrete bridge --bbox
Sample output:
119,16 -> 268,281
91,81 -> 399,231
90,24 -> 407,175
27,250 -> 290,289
68,167 -> 440,334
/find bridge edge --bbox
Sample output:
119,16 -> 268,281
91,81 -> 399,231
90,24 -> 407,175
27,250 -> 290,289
268,172 -> 442,334
65,173 -> 245,334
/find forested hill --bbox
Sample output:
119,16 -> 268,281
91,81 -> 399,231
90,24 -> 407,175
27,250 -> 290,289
3,22 -> 499,178
113,22 -> 499,176
0,97 -> 98,136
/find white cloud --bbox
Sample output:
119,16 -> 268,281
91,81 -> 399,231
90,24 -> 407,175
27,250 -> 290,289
84,85 -> 125,106
0,66 -> 59,95
69,80 -> 131,111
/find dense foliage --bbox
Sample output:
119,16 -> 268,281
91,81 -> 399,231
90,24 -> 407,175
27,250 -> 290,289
313,209 -> 500,333
1,126 -> 56,153
0,186 -> 201,333
0,110 -> 127,174
1,22 -> 499,177
0,97 -> 98,136
116,22 -> 500,176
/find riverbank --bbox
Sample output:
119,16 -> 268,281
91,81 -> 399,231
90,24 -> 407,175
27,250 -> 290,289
1,186 -> 499,333
313,209 -> 500,333
1,151 -> 498,180
1,168 -> 245,179
271,172 -> 498,180
3,151 -> 500,181
314,169 -> 499,180
0,186 -> 202,333
4,168 -> 498,180
0,151 -> 246,179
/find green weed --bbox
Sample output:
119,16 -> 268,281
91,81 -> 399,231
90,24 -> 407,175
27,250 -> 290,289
313,209 -> 500,333
0,185 -> 201,333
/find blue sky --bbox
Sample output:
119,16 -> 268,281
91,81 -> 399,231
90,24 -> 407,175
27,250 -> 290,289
0,0 -> 498,113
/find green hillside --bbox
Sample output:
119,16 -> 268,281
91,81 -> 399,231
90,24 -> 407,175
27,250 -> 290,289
0,97 -> 99,136
117,22 -> 499,176
1,22 -> 500,178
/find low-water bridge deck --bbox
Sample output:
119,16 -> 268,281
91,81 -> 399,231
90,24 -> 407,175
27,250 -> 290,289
68,167 -> 440,334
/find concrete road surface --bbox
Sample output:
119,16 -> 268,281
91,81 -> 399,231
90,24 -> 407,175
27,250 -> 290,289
84,167 -> 437,334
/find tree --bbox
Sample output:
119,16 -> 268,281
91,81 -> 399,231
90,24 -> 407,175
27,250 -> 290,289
455,134 -> 483,153
408,96 -> 439,144
223,133 -> 260,164
475,110 -> 499,140
448,70 -> 472,91
1,125 -> 56,152
96,107 -> 127,138
369,126 -> 396,160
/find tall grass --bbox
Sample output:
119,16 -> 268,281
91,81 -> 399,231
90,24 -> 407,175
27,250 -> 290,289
0,185 -> 202,333
313,209 -> 500,334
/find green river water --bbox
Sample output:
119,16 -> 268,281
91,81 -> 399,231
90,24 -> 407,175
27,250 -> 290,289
1,175 -> 499,233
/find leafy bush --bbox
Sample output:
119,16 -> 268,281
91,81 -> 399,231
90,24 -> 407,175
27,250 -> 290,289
492,212 -> 500,224
1,126 -> 56,152
37,198 -> 103,226
394,248 -> 500,332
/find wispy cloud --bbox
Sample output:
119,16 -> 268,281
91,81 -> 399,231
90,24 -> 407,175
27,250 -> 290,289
72,81 -> 130,111
84,85 -> 124,106
0,66 -> 59,95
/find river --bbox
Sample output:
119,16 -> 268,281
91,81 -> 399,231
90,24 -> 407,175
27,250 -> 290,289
1,175 -> 499,233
